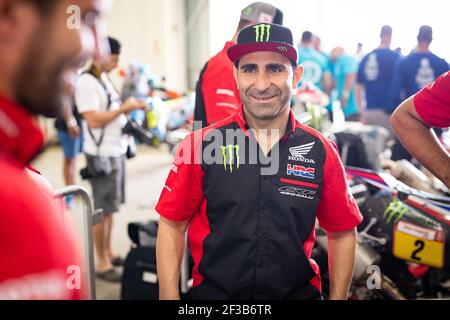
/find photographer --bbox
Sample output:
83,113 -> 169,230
75,37 -> 146,282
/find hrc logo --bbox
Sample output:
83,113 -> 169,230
287,164 -> 315,179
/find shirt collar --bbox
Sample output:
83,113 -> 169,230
235,104 -> 297,139
0,94 -> 44,167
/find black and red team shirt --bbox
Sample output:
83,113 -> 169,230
0,94 -> 82,300
156,105 -> 363,300
195,42 -> 242,127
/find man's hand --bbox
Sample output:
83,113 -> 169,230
67,121 -> 80,138
120,97 -> 147,114
327,228 -> 357,300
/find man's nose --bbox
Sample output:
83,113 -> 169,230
253,71 -> 271,92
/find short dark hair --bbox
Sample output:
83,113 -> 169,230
108,37 -> 122,55
301,31 -> 313,43
380,25 -> 392,38
417,25 -> 433,43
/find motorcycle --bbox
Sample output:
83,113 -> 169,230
314,167 -> 450,300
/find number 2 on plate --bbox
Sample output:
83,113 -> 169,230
411,240 -> 425,261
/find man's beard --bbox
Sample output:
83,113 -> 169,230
14,28 -> 67,118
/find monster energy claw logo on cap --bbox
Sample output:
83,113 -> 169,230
227,22 -> 298,65
253,24 -> 271,42
221,145 -> 240,172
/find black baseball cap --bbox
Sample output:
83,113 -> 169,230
227,23 -> 297,65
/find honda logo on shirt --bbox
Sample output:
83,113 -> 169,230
287,164 -> 315,179
288,142 -> 316,164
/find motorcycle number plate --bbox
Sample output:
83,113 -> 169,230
393,221 -> 445,269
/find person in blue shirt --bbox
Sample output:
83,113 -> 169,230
298,31 -> 332,93
390,25 -> 449,107
390,25 -> 449,160
330,47 -> 359,121
356,25 -> 401,137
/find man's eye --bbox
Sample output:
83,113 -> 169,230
242,67 -> 256,73
268,66 -> 283,73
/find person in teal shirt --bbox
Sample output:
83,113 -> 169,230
297,31 -> 332,92
330,47 -> 359,120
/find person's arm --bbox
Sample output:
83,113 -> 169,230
322,71 -> 334,96
154,134 -> 205,299
156,217 -> 189,300
355,84 -> 366,120
82,97 -> 146,129
327,228 -> 357,300
316,139 -> 363,300
391,96 -> 450,188
62,103 -> 81,138
341,73 -> 356,108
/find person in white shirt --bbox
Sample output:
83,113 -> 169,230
75,37 -> 146,282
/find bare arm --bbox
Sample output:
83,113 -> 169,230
82,97 -> 146,129
355,84 -> 366,118
341,73 -> 357,108
61,103 -> 80,138
156,216 -> 189,300
391,96 -> 450,188
322,72 -> 334,96
327,228 -> 357,300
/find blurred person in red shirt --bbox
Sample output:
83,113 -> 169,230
0,0 -> 109,299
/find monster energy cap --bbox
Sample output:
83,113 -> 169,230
240,2 -> 283,25
227,23 -> 298,65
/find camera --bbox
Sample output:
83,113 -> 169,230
122,119 -> 156,145
79,156 -> 112,180
80,167 -> 94,180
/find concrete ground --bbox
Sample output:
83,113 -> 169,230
32,143 -> 173,300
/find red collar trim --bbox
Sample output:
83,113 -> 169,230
0,94 -> 44,166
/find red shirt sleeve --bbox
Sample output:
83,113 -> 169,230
414,71 -> 450,128
155,133 -> 204,222
316,140 -> 363,232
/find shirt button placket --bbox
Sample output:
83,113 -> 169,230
255,174 -> 271,299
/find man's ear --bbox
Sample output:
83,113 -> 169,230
233,65 -> 238,83
292,64 -> 304,89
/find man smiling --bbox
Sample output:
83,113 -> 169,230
156,23 -> 362,300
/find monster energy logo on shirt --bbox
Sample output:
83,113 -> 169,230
221,145 -> 240,172
383,200 -> 409,223
253,24 -> 271,42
